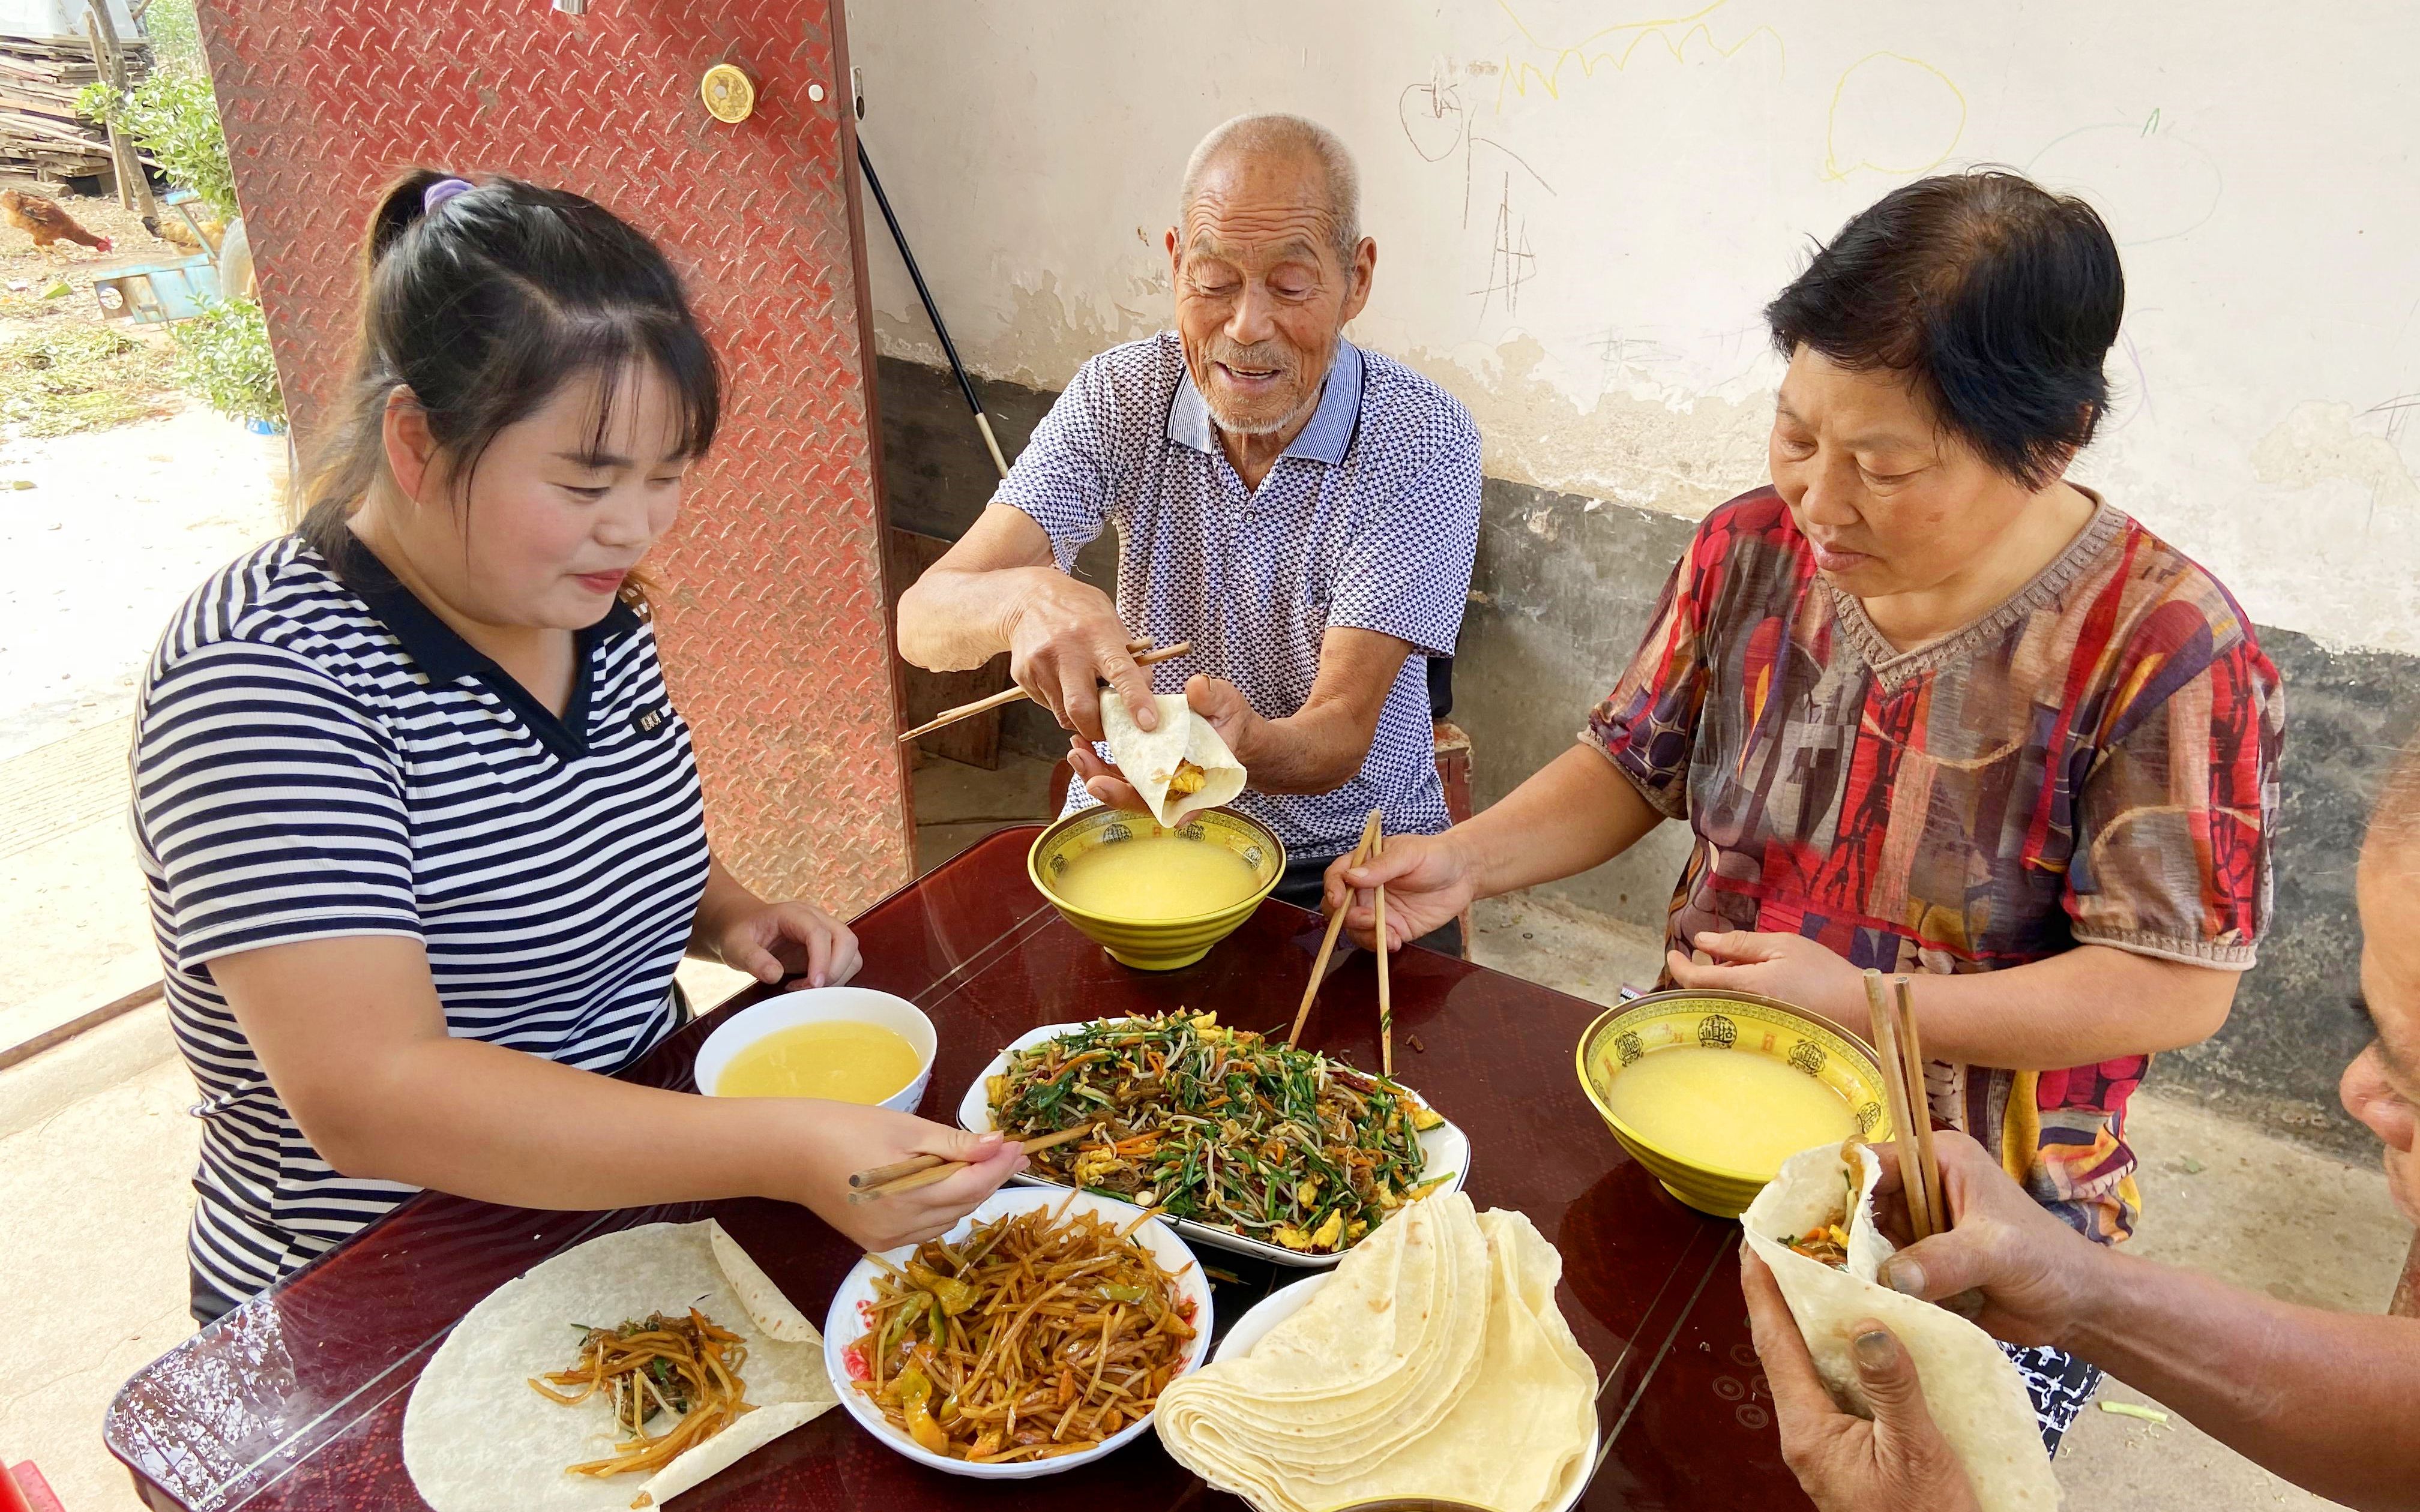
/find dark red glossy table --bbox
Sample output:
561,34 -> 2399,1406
104,829 -> 1811,1511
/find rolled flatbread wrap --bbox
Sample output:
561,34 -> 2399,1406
1742,1143 -> 2061,1512
1102,692 -> 1246,827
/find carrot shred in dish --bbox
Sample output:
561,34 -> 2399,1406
849,1202 -> 1196,1463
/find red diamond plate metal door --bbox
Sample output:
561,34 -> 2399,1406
193,0 -> 911,910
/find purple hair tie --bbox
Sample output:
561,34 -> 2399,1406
423,177 -> 475,214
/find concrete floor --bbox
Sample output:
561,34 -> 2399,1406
908,744 -> 1066,874
2,756 -> 2409,1508
0,412 -> 291,1058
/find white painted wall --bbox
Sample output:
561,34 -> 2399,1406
850,0 -> 2420,653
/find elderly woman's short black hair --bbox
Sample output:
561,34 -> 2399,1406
1765,170 -> 2122,490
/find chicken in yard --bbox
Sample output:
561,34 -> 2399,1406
146,213 -> 223,253
0,191 -> 112,258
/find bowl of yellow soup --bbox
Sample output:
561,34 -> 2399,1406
1575,989 -> 1892,1218
693,987 -> 936,1112
1028,805 -> 1284,971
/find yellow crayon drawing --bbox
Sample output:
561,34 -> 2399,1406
1821,52 -> 1967,181
1494,0 -> 1785,113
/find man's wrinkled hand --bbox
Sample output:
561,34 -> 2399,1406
1868,1131 -> 2107,1351
1068,737 -> 1147,812
1742,1249 -> 1982,1512
1182,674 -> 1268,765
1002,575 -> 1156,743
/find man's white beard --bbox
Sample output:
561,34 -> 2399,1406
1199,339 -> 1335,437
1204,383 -> 1322,437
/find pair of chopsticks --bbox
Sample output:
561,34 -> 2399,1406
843,1123 -> 1097,1205
1287,806 -> 1394,1074
895,639 -> 1193,743
1862,969 -> 1945,1241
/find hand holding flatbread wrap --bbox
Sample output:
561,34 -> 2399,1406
1101,691 -> 1247,826
1742,1144 -> 2060,1512
402,1219 -> 837,1510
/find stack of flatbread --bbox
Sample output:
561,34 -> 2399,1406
1155,1192 -> 1597,1512
1102,692 -> 1245,827
1742,1144 -> 2062,1512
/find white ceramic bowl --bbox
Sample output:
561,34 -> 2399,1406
1218,1275 -> 1600,1512
822,1186 -> 1216,1478
959,1021 -> 1473,1269
690,987 -> 936,1113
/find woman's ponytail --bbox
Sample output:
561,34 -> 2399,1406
361,167 -> 454,274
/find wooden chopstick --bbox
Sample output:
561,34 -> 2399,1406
1287,809 -> 1384,1048
1373,817 -> 1393,1076
894,640 -> 1190,743
1893,974 -> 1945,1237
850,1152 -> 947,1190
844,1123 -> 1097,1204
1862,968 -> 1936,1241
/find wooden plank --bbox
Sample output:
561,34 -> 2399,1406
84,3 -> 151,216
883,526 -> 1007,770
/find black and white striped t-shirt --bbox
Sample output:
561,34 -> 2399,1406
133,536 -> 711,1303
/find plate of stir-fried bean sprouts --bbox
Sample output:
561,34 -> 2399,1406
957,1012 -> 1469,1268
823,1188 -> 1215,1478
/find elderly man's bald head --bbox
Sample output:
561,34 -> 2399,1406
2374,734 -> 2420,866
1180,113 -> 1361,269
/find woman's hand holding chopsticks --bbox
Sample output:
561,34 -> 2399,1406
1322,830 -> 1476,952
795,1104 -> 1028,1252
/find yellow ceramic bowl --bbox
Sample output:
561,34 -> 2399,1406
1028,806 -> 1284,971
1575,988 -> 1893,1218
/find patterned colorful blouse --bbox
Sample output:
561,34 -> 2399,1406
1588,488 -> 2282,1241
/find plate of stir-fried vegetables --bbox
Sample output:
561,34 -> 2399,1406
958,1012 -> 1469,1268
823,1188 -> 1214,1478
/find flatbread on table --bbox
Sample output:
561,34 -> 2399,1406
1101,692 -> 1246,827
1154,1193 -> 1597,1512
402,1219 -> 835,1511
1741,1144 -> 2062,1512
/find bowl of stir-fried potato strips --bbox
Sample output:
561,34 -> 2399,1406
823,1187 -> 1214,1478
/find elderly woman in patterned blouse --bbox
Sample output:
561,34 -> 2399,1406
1330,169 -> 2284,1453
896,112 -> 1481,950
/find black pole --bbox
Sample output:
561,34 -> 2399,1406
858,136 -> 1010,476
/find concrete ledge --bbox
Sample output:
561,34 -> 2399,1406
0,994 -> 179,1141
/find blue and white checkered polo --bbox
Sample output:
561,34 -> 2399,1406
996,332 -> 1482,860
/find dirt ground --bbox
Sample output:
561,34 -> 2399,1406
0,184 -> 221,444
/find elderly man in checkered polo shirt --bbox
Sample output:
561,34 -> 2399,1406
898,112 -> 1482,953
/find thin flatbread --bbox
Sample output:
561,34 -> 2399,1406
1102,692 -> 1245,827
707,1219 -> 819,1343
1742,1144 -> 2061,1512
402,1220 -> 836,1511
1154,1195 -> 1595,1512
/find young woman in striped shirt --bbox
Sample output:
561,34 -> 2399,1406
134,172 -> 1022,1323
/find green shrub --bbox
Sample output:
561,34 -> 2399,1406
78,0 -> 234,220
142,0 -> 205,71
170,298 -> 283,428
